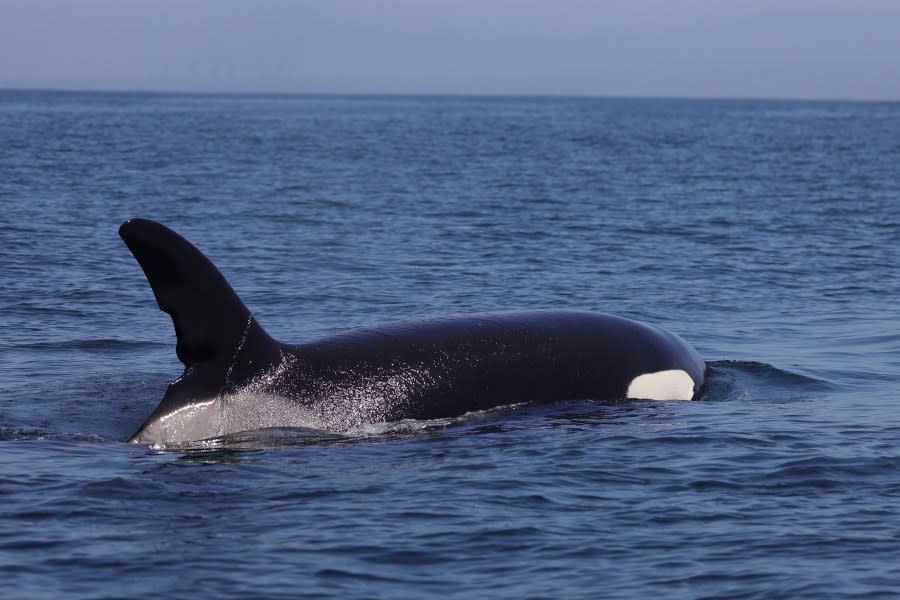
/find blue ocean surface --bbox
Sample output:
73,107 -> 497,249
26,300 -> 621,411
1,91 -> 899,598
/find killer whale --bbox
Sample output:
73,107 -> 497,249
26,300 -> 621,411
120,218 -> 706,444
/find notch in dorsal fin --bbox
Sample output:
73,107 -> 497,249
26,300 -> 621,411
119,218 -> 256,366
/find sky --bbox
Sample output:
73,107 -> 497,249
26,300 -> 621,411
1,0 -> 899,100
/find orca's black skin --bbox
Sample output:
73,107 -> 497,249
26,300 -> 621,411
120,219 -> 705,444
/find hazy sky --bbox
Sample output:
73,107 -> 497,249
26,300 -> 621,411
2,0 -> 899,100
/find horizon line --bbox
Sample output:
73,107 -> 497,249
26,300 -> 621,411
1,85 -> 898,105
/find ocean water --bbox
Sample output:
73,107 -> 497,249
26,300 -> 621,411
1,90 -> 899,598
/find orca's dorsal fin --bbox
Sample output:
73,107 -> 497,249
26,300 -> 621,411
119,218 -> 259,367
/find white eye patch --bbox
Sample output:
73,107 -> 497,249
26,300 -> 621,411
626,369 -> 695,400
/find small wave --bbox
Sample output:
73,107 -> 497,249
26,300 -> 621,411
0,426 -> 52,442
0,426 -> 108,444
707,360 -> 832,387
261,183 -> 314,199
147,427 -> 352,455
749,455 -> 900,492
344,419 -> 451,438
13,339 -> 164,351
703,360 -> 834,403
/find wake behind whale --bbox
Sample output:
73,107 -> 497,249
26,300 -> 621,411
120,219 -> 706,445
